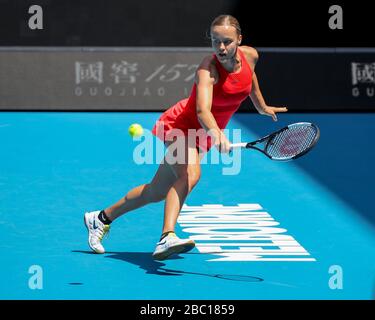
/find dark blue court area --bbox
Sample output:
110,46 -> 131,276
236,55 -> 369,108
1,112 -> 374,299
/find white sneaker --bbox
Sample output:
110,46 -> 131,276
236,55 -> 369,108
84,211 -> 110,254
152,233 -> 195,261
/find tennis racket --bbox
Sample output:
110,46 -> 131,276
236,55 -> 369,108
230,122 -> 320,161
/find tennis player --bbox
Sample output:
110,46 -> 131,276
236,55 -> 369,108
84,14 -> 288,260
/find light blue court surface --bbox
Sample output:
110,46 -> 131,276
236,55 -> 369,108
1,112 -> 375,300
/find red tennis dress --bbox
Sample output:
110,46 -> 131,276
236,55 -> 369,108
152,48 -> 253,152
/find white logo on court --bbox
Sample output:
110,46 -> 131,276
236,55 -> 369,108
178,204 -> 316,262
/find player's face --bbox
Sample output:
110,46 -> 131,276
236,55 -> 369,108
210,25 -> 242,62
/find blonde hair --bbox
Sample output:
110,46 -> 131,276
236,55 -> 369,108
210,14 -> 241,36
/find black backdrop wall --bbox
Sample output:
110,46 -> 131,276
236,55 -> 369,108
0,0 -> 373,47
0,1 -> 374,112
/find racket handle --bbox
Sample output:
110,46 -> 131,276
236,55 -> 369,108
230,142 -> 248,149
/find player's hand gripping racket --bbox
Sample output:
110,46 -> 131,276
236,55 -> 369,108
230,122 -> 320,161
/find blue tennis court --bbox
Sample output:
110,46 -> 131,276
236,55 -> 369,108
1,111 -> 374,300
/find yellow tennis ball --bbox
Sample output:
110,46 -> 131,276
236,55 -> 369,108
128,123 -> 143,137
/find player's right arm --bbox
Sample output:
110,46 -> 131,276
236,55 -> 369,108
195,56 -> 231,153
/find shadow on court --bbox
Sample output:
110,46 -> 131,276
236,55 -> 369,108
72,250 -> 264,283
235,113 -> 375,227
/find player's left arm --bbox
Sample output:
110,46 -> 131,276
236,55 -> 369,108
242,46 -> 288,121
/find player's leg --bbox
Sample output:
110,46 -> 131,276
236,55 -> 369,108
84,155 -> 177,254
152,136 -> 203,260
162,138 -> 202,234
104,159 -> 177,221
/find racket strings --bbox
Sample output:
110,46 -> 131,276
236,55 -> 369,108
266,125 -> 317,159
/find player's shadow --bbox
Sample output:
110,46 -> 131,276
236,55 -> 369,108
72,250 -> 184,276
72,250 -> 264,282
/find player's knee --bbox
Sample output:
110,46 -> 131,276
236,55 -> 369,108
179,167 -> 201,190
189,170 -> 201,189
